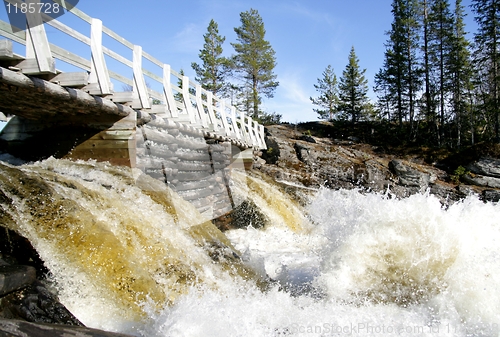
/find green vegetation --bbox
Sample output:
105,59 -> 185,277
191,19 -> 232,98
310,65 -> 339,120
191,9 -> 279,124
337,47 -> 372,124
309,0 -> 499,150
450,165 -> 470,184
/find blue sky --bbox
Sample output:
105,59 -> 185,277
1,0 -> 476,122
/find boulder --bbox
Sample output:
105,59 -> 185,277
483,189 -> 500,202
466,157 -> 500,178
389,159 -> 432,188
261,136 -> 280,165
0,318 -> 132,337
0,265 -> 36,296
463,174 -> 500,189
299,134 -> 316,143
294,142 -> 311,163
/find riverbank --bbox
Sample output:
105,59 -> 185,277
255,121 -> 500,204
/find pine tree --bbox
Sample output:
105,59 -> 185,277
338,47 -> 370,123
471,0 -> 500,142
310,65 -> 339,120
449,0 -> 474,147
191,19 -> 231,98
421,0 -> 435,128
428,0 -> 455,144
376,0 -> 422,132
231,8 -> 279,120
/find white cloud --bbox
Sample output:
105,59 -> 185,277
282,1 -> 335,27
171,23 -> 205,54
263,71 -> 317,123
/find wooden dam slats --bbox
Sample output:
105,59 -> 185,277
0,1 -> 263,216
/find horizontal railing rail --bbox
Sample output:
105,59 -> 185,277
0,0 -> 266,149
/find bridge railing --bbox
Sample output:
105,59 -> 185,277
0,0 -> 266,149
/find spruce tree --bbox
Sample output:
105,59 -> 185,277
376,0 -> 422,132
450,0 -> 474,147
310,65 -> 339,120
428,0 -> 455,144
191,19 -> 231,98
338,47 -> 370,123
471,0 -> 500,142
421,0 -> 435,129
231,8 -> 279,120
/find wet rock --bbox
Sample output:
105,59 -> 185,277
0,279 -> 83,326
294,142 -> 311,163
463,174 -> 500,189
482,189 -> 500,202
429,182 -> 461,204
261,136 -> 280,165
466,157 -> 500,178
389,159 -> 433,188
0,265 -> 36,296
0,318 -> 132,336
299,134 -> 316,143
456,184 -> 481,197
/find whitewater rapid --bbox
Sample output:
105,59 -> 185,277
1,156 -> 499,336
152,189 -> 500,337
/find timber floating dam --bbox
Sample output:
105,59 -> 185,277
0,0 -> 267,219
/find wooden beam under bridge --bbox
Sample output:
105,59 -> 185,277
0,66 -> 137,167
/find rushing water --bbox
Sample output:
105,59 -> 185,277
1,156 -> 500,336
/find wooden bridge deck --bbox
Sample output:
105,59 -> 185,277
0,0 -> 266,168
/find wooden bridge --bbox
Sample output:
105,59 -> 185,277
0,0 -> 266,169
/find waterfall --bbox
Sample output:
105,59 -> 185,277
1,156 -> 500,336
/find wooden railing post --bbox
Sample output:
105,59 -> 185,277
162,64 -> 179,117
206,92 -> 218,132
239,110 -> 248,144
258,124 -> 266,149
0,2 -> 269,150
182,76 -> 196,123
21,0 -> 55,74
231,106 -> 242,140
133,45 -> 151,109
219,101 -> 231,136
88,18 -> 112,95
195,84 -> 208,128
245,116 -> 254,145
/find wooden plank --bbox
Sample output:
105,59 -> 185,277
162,64 -> 179,117
0,40 -> 13,59
50,72 -> 89,87
205,92 -> 218,131
50,43 -> 91,71
102,26 -> 134,50
88,130 -> 135,140
182,75 -> 196,123
231,106 -> 242,140
195,84 -> 208,128
218,101 -> 231,136
71,139 -> 131,150
14,58 -> 54,75
102,46 -> 133,68
133,45 -> 151,109
54,0 -> 92,23
89,18 -> 112,95
45,17 -> 90,46
110,91 -> 134,104
25,0 -> 55,74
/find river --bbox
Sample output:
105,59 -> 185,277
0,156 -> 499,336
